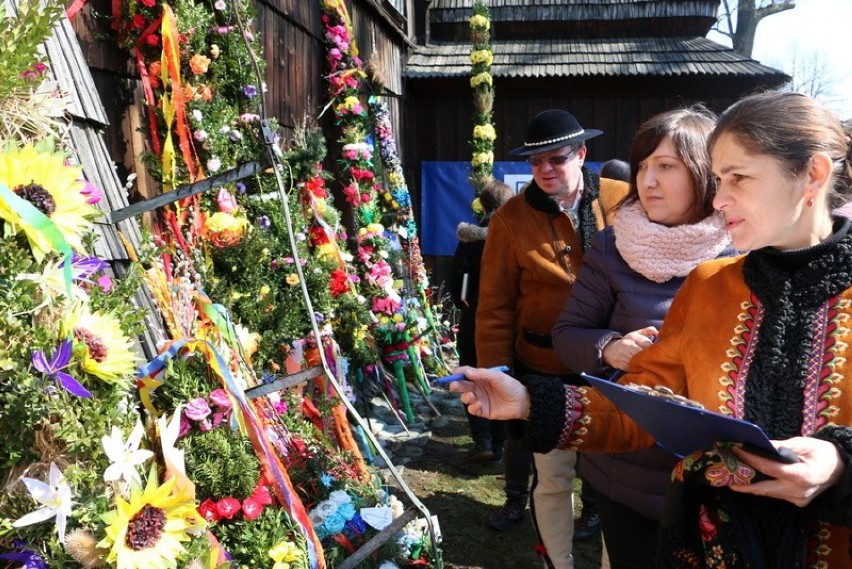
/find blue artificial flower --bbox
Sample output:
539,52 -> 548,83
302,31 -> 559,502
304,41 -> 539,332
319,472 -> 334,487
322,512 -> 347,535
337,501 -> 356,521
32,340 -> 91,397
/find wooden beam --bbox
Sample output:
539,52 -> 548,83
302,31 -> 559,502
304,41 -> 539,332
107,160 -> 268,224
337,508 -> 419,569
244,366 -> 324,399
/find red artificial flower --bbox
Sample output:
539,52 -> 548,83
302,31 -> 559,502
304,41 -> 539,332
145,33 -> 160,47
241,497 -> 264,520
329,269 -> 351,297
198,499 -> 220,522
305,176 -> 328,198
252,484 -> 274,506
309,224 -> 330,245
140,0 -> 156,7
131,14 -> 147,29
215,497 -> 242,520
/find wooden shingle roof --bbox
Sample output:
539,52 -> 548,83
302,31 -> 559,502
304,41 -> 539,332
427,0 -> 720,40
406,37 -> 788,81
429,0 -> 720,23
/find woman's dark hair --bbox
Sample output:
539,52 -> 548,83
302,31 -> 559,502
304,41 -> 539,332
619,105 -> 718,223
708,91 -> 852,208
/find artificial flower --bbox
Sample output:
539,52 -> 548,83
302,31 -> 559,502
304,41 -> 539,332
204,211 -> 248,247
215,497 -> 241,520
157,405 -> 195,498
470,14 -> 490,29
102,422 -> 155,487
216,188 -> 238,213
470,49 -> 493,66
241,496 -> 263,520
0,541 -> 46,569
31,340 -> 91,398
268,540 -> 302,569
286,273 -> 300,286
473,124 -> 496,141
470,72 -> 493,89
189,54 -> 211,75
12,462 -> 73,544
99,465 -> 199,568
197,499 -> 220,523
184,397 -> 212,421
63,304 -> 138,383
0,144 -> 98,260
17,255 -> 106,308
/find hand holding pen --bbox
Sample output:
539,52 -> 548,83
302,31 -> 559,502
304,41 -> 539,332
440,365 -> 531,420
433,365 -> 510,385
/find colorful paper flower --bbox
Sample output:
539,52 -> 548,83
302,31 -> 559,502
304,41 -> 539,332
31,340 -> 91,397
12,463 -> 74,544
102,422 -> 155,487
0,144 -> 98,260
99,466 -> 199,568
63,305 -> 138,383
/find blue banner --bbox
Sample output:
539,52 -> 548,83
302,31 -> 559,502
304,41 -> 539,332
420,161 -> 601,255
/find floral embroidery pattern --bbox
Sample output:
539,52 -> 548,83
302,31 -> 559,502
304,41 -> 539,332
719,298 -> 762,417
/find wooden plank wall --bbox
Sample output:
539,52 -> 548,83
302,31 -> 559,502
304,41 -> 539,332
72,0 -> 409,196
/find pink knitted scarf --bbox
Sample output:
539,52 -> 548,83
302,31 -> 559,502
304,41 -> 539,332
613,200 -> 731,283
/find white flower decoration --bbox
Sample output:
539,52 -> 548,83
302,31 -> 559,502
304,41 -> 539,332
13,462 -> 73,543
102,422 -> 154,487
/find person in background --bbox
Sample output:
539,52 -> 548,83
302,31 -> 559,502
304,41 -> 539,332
450,179 -> 513,463
453,91 -> 852,567
476,109 -> 628,568
599,158 -> 630,183
552,106 -> 732,568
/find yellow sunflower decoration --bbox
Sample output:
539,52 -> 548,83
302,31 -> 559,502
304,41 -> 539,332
99,465 -> 202,569
62,304 -> 139,384
0,143 -> 98,261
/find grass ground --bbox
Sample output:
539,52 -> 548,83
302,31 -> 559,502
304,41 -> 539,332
392,393 -> 602,569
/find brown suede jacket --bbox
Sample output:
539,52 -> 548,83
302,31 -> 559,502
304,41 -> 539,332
475,169 -> 628,375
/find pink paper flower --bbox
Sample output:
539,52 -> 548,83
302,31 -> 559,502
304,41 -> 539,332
217,188 -> 238,213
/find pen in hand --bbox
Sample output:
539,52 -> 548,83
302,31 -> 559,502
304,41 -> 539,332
433,365 -> 510,385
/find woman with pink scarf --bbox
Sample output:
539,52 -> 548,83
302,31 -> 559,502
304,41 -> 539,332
551,106 -> 733,568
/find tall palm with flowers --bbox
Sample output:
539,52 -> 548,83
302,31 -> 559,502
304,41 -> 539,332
320,0 -> 444,423
0,10 -> 204,564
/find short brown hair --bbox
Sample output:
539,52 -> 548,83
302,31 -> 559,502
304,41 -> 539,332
480,179 -> 513,213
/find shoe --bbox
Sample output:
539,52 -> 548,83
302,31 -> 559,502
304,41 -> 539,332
573,511 -> 601,542
466,442 -> 494,463
491,447 -> 503,463
487,495 -> 527,531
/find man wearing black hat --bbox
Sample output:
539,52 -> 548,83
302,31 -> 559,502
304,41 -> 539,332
476,109 -> 628,568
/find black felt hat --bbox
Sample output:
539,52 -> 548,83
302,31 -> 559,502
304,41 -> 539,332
509,109 -> 603,156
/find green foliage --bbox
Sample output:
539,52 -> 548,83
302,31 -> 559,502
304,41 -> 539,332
213,506 -> 307,568
0,0 -> 65,101
182,423 -> 260,501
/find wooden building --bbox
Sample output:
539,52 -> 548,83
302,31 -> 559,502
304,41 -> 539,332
404,0 -> 790,285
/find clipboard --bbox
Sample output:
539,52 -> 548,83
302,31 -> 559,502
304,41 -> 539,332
581,373 -> 798,463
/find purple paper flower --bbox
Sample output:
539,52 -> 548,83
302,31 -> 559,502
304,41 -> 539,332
209,388 -> 232,410
257,215 -> 271,229
0,542 -> 47,569
32,340 -> 91,398
184,397 -> 212,421
243,84 -> 258,98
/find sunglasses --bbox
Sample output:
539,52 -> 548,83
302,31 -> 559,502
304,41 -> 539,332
527,148 -> 577,167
